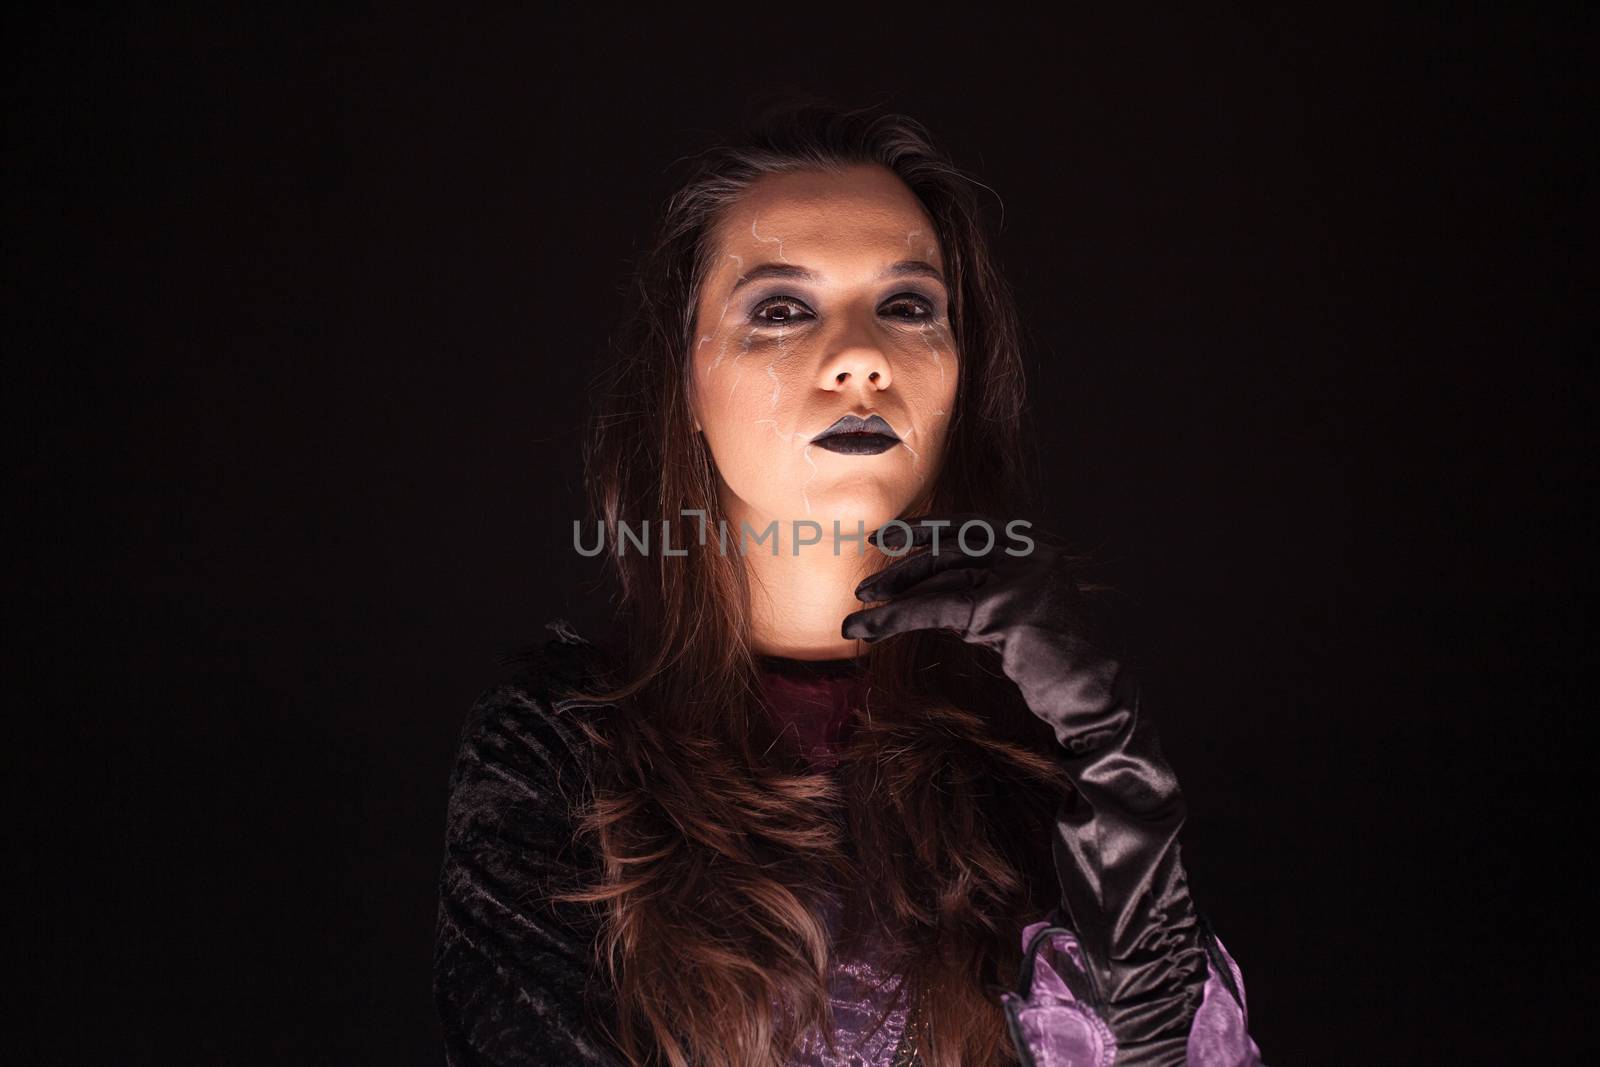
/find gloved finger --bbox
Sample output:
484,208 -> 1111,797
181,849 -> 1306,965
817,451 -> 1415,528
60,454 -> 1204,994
854,539 -> 992,602
841,571 -> 981,642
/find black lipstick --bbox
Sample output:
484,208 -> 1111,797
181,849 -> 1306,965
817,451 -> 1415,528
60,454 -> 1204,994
811,413 -> 901,456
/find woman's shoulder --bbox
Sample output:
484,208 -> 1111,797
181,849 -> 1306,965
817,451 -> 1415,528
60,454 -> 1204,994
435,621 -> 622,1062
449,618 -> 620,792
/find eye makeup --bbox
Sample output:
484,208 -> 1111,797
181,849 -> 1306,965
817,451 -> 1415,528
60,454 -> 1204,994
743,289 -> 944,329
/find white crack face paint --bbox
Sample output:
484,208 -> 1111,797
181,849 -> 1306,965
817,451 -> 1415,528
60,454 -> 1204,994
688,164 -> 959,543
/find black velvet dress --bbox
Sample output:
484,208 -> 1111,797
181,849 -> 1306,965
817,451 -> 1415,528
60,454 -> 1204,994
432,628 -> 621,1065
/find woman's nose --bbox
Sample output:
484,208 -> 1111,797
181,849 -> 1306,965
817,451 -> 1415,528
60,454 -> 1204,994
817,342 -> 893,393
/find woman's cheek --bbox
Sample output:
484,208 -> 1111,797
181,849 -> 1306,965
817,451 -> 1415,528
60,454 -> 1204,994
902,325 -> 956,418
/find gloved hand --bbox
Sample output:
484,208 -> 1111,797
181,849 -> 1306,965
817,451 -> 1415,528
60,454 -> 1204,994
841,514 -> 1209,1066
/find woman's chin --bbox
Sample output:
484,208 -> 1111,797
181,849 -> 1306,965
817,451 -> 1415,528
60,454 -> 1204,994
783,485 -> 921,535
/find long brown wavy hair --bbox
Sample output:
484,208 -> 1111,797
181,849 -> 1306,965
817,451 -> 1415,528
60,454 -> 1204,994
555,97 -> 1081,1067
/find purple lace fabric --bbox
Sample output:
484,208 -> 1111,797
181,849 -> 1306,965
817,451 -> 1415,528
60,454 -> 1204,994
782,892 -> 914,1067
1000,916 -> 1268,1067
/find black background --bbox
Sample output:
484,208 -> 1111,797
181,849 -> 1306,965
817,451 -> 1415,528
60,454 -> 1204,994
11,7 -> 1590,1064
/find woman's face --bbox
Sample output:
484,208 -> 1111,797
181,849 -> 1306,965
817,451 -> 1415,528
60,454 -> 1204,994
689,164 -> 958,542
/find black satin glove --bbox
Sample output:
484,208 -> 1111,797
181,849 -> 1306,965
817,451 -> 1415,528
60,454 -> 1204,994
841,514 -> 1208,1066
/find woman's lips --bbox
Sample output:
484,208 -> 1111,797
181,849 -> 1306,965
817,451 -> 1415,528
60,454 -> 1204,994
812,432 -> 901,456
810,413 -> 901,454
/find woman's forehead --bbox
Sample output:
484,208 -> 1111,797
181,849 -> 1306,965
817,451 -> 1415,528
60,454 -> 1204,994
706,172 -> 940,292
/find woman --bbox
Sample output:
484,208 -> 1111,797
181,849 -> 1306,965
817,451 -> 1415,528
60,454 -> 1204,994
433,101 -> 1267,1067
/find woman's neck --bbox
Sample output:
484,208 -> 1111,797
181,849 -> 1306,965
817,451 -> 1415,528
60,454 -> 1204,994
735,516 -> 885,661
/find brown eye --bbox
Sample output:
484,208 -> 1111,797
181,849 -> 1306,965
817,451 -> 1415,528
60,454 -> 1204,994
882,294 -> 936,321
749,297 -> 812,327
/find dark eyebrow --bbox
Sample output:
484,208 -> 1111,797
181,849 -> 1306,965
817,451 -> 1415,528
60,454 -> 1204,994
728,259 -> 946,296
